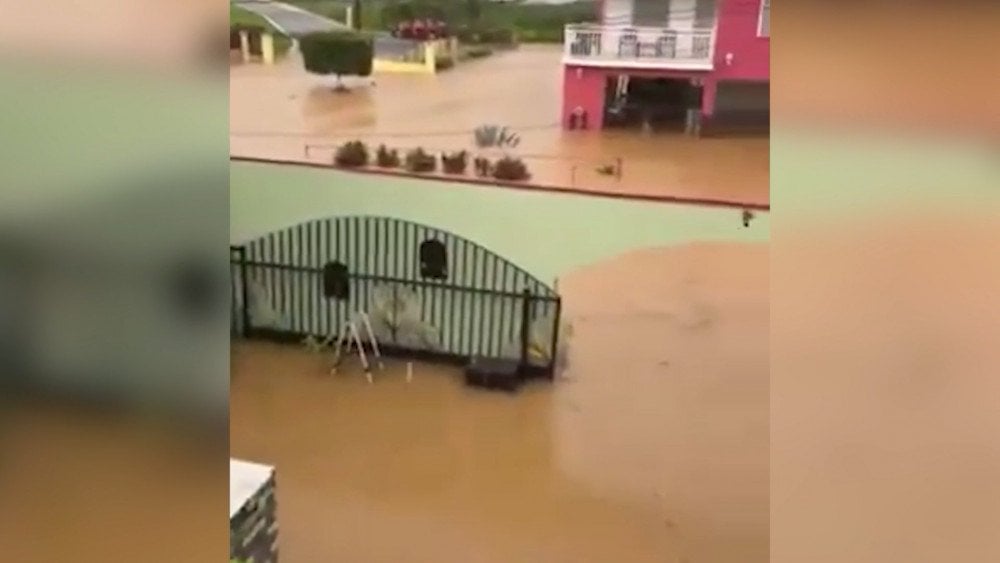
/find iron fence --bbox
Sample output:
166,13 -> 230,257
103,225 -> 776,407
230,216 -> 561,376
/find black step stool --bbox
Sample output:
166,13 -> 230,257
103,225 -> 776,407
465,356 -> 521,393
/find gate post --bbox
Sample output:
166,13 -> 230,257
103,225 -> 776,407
549,297 -> 562,379
238,246 -> 250,338
518,289 -> 533,370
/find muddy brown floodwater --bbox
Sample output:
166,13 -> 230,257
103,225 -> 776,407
230,45 -> 769,206
231,242 -> 769,563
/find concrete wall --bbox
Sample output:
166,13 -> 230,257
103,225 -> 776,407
373,38 -> 458,75
231,159 -> 769,285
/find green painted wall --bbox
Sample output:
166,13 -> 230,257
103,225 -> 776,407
231,161 -> 769,284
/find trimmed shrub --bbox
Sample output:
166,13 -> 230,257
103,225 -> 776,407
375,144 -> 401,168
473,156 -> 492,178
441,150 -> 469,174
299,31 -> 374,80
405,147 -> 437,173
334,141 -> 369,167
492,156 -> 530,181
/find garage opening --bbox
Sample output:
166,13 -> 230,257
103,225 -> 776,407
603,75 -> 702,133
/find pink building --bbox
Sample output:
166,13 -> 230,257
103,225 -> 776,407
562,0 -> 770,134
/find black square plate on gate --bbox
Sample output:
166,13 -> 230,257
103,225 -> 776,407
465,356 -> 521,393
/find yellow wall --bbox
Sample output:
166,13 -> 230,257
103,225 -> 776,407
236,30 -> 276,66
372,38 -> 458,75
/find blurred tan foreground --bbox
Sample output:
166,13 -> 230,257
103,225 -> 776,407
0,0 -> 228,560
771,211 -> 1000,563
771,5 -> 1000,561
0,401 -> 228,562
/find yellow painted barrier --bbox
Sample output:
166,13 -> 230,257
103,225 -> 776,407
236,30 -> 276,66
261,34 -> 275,65
372,38 -> 458,75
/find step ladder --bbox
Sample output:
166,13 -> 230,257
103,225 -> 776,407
330,311 -> 385,383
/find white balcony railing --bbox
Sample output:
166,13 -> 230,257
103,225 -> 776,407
563,24 -> 715,70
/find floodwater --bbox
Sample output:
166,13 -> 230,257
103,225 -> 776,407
230,242 -> 769,563
229,45 -> 769,205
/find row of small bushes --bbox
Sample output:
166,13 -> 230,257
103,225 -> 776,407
334,141 -> 530,181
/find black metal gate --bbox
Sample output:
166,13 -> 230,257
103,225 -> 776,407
230,216 -> 562,376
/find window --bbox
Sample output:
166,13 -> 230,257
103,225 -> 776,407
322,261 -> 350,300
758,0 -> 770,37
419,240 -> 448,280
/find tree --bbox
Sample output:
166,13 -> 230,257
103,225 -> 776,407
299,31 -> 374,89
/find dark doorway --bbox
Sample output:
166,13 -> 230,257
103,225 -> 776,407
603,76 -> 702,132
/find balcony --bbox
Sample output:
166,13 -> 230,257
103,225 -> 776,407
563,24 -> 715,70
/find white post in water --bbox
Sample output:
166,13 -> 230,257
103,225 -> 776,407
423,42 -> 436,72
239,30 -> 251,63
345,6 -> 354,28
261,34 -> 275,65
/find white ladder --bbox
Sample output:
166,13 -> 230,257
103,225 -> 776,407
330,311 -> 385,383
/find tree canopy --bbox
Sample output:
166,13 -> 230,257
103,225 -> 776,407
299,31 -> 374,78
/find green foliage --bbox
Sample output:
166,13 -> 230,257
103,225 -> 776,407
283,0 -> 595,43
334,140 -> 370,167
492,156 -> 530,181
352,0 -> 362,29
230,5 -> 269,29
375,144 -> 401,167
517,27 -> 564,43
230,5 -> 292,56
441,150 -> 469,174
405,147 -> 437,173
465,0 -> 482,22
457,26 -> 515,46
299,31 -> 374,78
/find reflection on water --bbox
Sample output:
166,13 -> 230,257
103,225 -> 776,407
230,243 -> 768,562
230,45 -> 769,205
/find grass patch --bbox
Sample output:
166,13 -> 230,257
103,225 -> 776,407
230,5 -> 293,56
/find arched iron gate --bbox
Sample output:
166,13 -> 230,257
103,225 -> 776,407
230,216 -> 562,376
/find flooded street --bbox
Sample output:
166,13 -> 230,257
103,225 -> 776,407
231,242 -> 769,563
230,45 -> 769,205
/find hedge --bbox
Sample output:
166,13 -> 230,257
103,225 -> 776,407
299,31 -> 374,79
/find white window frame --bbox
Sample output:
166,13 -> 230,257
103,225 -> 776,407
757,0 -> 770,37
